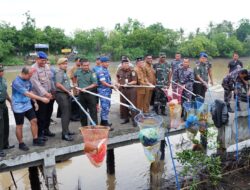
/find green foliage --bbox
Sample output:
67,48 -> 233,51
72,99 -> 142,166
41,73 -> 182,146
176,150 -> 222,188
1,56 -> 24,66
236,19 -> 250,42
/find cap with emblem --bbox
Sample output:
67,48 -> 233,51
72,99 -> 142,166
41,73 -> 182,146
159,52 -> 166,58
199,52 -> 208,58
37,51 -> 48,59
0,64 -> 4,72
135,57 -> 143,62
57,58 -> 68,65
100,56 -> 109,62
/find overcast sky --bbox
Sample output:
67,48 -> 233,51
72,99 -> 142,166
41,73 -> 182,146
1,0 -> 249,36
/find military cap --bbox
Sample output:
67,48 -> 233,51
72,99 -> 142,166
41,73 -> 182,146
57,57 -> 68,65
199,52 -> 208,58
159,52 -> 166,58
0,64 -> 4,71
136,57 -> 143,62
121,58 -> 129,63
96,56 -> 100,60
37,51 -> 48,59
100,56 -> 109,62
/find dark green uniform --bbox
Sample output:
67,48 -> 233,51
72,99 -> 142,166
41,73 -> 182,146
0,77 -> 10,151
74,69 -> 98,126
55,69 -> 72,136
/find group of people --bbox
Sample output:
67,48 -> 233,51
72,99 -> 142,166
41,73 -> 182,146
0,50 -> 248,157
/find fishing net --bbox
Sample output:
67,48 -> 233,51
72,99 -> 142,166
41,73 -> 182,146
162,87 -> 183,129
183,98 -> 209,141
80,126 -> 110,167
135,113 -> 163,163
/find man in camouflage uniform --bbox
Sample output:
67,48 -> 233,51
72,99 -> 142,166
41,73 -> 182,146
173,58 -> 194,102
116,58 -> 137,126
96,56 -> 114,129
228,52 -> 243,73
193,52 -> 213,99
153,53 -> 171,115
222,68 -> 248,112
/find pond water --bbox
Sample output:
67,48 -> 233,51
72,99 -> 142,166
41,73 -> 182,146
1,57 -> 250,190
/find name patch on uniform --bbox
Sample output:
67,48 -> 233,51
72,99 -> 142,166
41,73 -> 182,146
132,71 -> 135,76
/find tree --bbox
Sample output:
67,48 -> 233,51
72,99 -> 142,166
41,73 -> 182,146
236,19 -> 250,42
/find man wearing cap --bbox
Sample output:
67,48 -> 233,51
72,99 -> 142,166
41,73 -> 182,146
134,57 -> 151,112
193,52 -> 213,99
96,56 -> 114,128
144,54 -> 156,112
12,67 -> 49,151
74,58 -> 98,127
0,64 -> 14,157
153,53 -> 172,115
55,58 -> 74,141
228,52 -> 243,73
116,59 -> 137,126
31,51 -> 55,140
92,57 -> 103,73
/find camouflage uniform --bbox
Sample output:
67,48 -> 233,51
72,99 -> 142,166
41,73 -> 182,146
171,59 -> 182,90
153,62 -> 171,114
173,64 -> 194,101
193,61 -> 212,98
96,67 -> 112,122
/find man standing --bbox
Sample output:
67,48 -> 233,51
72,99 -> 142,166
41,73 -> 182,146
74,58 -> 98,127
228,52 -> 243,73
31,51 -> 55,140
134,57 -> 151,113
153,53 -> 172,115
96,56 -> 114,128
116,59 -> 137,126
0,64 -> 13,157
92,56 -> 102,73
55,58 -> 74,141
68,57 -> 81,121
12,67 -> 49,151
193,52 -> 213,99
144,54 -> 156,112
173,58 -> 194,102
171,52 -> 182,92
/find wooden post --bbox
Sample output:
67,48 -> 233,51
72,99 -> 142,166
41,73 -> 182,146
29,166 -> 41,190
106,149 -> 115,174
150,153 -> 164,190
43,149 -> 58,190
160,140 -> 165,160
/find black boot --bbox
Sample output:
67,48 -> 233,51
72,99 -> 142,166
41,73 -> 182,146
160,107 -> 167,116
227,104 -> 234,113
121,119 -> 129,124
101,120 -> 114,131
154,105 -> 159,114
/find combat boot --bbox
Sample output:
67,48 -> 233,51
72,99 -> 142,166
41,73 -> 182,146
121,119 -> 129,124
100,120 -> 114,131
160,106 -> 167,116
227,104 -> 234,113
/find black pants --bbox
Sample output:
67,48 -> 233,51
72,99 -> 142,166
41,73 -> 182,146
55,92 -> 71,134
79,92 -> 98,126
0,102 -> 9,149
36,99 -> 53,137
70,96 -> 80,121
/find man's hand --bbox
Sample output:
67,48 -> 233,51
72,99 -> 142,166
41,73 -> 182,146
45,92 -> 53,100
41,97 -> 50,104
34,102 -> 39,111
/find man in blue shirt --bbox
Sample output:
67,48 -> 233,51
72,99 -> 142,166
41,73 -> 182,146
96,56 -> 114,129
12,67 -> 49,151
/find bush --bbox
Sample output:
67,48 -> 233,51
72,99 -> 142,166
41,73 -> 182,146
1,56 -> 24,66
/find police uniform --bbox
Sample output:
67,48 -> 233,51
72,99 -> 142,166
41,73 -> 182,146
173,64 -> 194,101
31,52 -> 55,138
193,60 -> 212,98
55,66 -> 72,138
0,66 -> 11,155
116,67 -> 137,123
96,61 -> 112,125
153,61 -> 171,114
145,62 -> 156,111
74,69 -> 98,126
134,65 -> 148,112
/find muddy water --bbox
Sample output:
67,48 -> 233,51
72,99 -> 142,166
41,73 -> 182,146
1,57 -> 250,190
